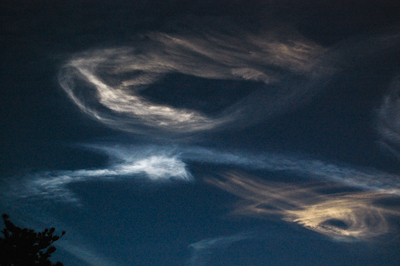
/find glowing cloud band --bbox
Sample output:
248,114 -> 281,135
179,146 -> 400,194
4,145 -> 400,206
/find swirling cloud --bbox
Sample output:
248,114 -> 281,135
58,22 -> 330,135
208,172 -> 400,241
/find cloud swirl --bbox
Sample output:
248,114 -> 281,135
58,23 -> 330,135
208,172 -> 400,241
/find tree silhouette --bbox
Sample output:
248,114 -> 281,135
0,214 -> 65,266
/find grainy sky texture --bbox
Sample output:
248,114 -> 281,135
1,1 -> 400,265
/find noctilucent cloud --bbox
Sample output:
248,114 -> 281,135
2,1 -> 400,266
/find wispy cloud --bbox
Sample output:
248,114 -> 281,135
3,144 -> 400,207
375,75 -> 400,160
188,231 -> 255,266
208,172 -> 400,241
182,147 -> 400,195
58,20 -> 331,136
58,241 -> 120,266
1,146 -> 191,205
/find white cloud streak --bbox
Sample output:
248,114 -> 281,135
58,241 -> 120,266
188,231 -> 254,266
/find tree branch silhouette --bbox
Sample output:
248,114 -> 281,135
0,214 -> 65,266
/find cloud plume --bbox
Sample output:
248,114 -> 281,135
208,172 -> 400,241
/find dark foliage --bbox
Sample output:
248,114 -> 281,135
0,214 -> 65,266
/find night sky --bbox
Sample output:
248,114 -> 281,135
1,1 -> 400,265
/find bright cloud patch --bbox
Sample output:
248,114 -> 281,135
1,147 -> 191,205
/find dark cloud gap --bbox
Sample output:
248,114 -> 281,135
214,38 -> 400,170
296,1 -> 400,46
140,74 -> 262,116
0,144 -> 109,179
69,179 -> 248,251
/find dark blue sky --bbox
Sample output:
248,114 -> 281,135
1,1 -> 400,265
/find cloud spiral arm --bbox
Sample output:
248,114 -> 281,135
208,172 -> 400,241
58,24 -> 330,135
